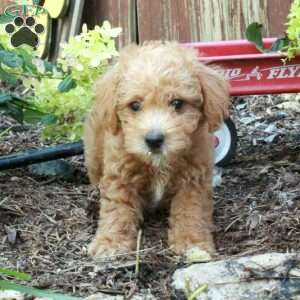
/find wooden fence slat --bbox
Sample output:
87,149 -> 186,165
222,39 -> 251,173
137,0 -> 271,42
0,0 -> 12,14
82,0 -> 136,49
136,0 -> 163,42
267,0 -> 293,36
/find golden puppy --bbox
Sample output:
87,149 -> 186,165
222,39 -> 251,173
84,41 -> 230,258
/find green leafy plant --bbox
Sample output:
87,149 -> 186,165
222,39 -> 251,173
286,0 -> 300,59
25,22 -> 121,141
245,22 -> 289,53
0,25 -> 57,124
0,21 -> 121,141
0,268 -> 31,281
246,0 -> 300,60
0,281 -> 83,300
0,268 -> 82,300
0,92 -> 56,124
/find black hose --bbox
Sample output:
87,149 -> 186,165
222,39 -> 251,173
0,142 -> 84,171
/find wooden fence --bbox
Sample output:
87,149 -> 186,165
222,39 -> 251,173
82,0 -> 293,48
1,0 -> 294,48
0,0 -> 10,14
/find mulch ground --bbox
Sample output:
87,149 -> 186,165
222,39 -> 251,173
1,94 -> 300,299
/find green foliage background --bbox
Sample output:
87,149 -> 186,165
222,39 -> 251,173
0,21 -> 121,141
25,22 -> 121,141
246,0 -> 300,60
286,0 -> 300,59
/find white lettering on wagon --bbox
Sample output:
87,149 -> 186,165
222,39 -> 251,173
220,68 -> 242,79
245,66 -> 262,80
267,65 -> 300,79
222,64 -> 300,81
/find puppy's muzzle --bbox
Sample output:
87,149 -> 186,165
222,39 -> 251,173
145,130 -> 165,151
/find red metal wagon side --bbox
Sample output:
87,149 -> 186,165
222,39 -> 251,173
188,38 -> 300,96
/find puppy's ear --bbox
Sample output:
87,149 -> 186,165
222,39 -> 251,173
92,65 -> 121,135
90,44 -> 139,135
198,64 -> 230,132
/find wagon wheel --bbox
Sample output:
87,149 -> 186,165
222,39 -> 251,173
214,117 -> 238,166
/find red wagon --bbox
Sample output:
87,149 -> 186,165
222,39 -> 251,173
190,38 -> 300,166
192,38 -> 300,96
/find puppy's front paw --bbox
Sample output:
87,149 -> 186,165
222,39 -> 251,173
170,240 -> 215,257
184,246 -> 212,263
88,234 -> 135,259
169,230 -> 215,258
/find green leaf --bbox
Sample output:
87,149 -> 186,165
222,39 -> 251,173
0,14 -> 14,24
40,114 -> 58,125
44,60 -> 56,73
1,103 -> 23,123
0,268 -> 31,281
23,109 -> 57,124
0,66 -> 18,86
245,22 -> 264,51
270,37 -> 290,52
15,48 -> 38,75
0,95 -> 53,125
4,96 -> 58,124
0,50 -> 24,68
0,280 -> 83,300
0,93 -> 12,104
6,102 -> 24,123
58,75 -> 77,93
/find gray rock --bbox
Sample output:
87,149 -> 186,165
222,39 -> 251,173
29,160 -> 75,179
173,252 -> 300,300
0,291 -> 24,300
240,116 -> 259,125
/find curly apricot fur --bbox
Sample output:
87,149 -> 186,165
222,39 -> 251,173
84,41 -> 230,258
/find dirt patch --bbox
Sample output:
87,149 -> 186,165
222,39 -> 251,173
1,94 -> 300,299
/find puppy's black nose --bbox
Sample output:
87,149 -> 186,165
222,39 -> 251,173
145,131 -> 165,150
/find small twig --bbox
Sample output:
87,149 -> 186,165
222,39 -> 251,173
125,230 -> 143,300
188,284 -> 208,300
41,212 -> 57,224
135,229 -> 143,276
0,127 -> 12,139
92,288 -> 124,296
94,243 -> 160,262
225,216 -> 243,232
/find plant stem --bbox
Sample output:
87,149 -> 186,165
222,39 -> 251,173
188,284 -> 208,300
135,229 -> 143,276
5,69 -> 65,80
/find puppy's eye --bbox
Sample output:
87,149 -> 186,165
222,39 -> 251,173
170,99 -> 185,111
129,101 -> 142,112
